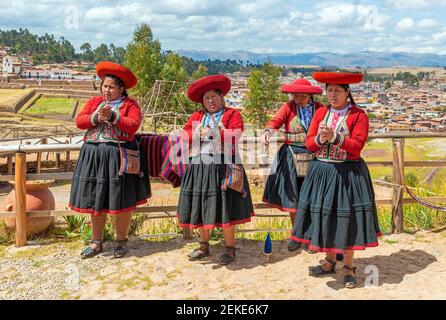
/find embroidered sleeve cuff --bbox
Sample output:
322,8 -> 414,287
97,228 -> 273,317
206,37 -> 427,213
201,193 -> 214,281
331,133 -> 344,146
90,111 -> 99,126
329,132 -> 337,144
112,111 -> 120,125
108,111 -> 117,123
315,134 -> 323,147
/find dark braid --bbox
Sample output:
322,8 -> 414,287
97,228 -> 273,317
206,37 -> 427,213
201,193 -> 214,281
348,92 -> 356,105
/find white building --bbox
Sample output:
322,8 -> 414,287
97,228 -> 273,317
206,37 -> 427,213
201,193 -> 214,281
49,69 -> 72,79
71,71 -> 97,81
2,55 -> 21,74
413,106 -> 426,116
21,68 -> 50,79
425,110 -> 441,118
393,106 -> 407,115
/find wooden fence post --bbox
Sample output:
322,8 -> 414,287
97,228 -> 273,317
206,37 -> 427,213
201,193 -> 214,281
36,137 -> 47,174
7,156 -> 13,175
15,152 -> 27,247
56,153 -> 61,168
391,138 -> 405,233
65,139 -> 71,171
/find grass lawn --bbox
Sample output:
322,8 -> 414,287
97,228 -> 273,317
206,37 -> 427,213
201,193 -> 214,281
25,97 -> 76,115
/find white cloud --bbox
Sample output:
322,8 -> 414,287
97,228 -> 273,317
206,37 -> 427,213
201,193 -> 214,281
417,18 -> 438,28
0,0 -> 446,55
387,0 -> 446,10
85,4 -> 151,21
396,18 -> 415,31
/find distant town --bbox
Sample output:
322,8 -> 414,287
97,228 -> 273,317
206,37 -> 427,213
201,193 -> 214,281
2,45 -> 446,134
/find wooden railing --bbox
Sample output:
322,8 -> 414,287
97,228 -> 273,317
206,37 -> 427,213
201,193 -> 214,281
1,125 -> 82,141
1,132 -> 446,247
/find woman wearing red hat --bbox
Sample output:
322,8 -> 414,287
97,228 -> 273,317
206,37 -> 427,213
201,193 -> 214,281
69,61 -> 150,259
177,74 -> 254,265
290,72 -> 381,288
261,79 -> 324,252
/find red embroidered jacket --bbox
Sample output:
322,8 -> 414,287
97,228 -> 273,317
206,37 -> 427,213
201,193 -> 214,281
181,107 -> 244,155
76,96 -> 141,142
266,100 -> 325,145
306,105 -> 369,161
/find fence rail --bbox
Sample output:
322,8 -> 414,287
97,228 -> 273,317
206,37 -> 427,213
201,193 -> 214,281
1,133 -> 446,246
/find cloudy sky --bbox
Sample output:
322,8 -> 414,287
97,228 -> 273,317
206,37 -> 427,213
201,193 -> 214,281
1,0 -> 446,54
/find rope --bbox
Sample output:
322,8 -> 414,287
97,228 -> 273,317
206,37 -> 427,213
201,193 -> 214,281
372,179 -> 446,212
404,187 -> 446,212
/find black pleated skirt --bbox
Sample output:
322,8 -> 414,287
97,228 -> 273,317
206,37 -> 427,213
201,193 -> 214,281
177,155 -> 255,229
263,144 -> 310,213
69,141 -> 151,216
291,158 -> 382,253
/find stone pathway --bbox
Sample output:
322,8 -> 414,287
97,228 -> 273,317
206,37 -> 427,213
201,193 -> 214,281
1,230 -> 445,300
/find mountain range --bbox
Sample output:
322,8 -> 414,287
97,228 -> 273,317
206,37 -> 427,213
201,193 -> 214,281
176,50 -> 446,68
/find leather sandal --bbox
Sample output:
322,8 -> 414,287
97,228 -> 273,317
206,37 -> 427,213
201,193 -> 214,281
114,239 -> 128,258
343,265 -> 357,289
309,257 -> 337,276
287,240 -> 301,252
188,241 -> 209,261
218,245 -> 236,265
304,245 -> 317,254
80,240 -> 103,259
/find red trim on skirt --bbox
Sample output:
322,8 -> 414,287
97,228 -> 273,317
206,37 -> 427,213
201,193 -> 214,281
68,199 -> 148,216
262,198 -> 298,213
290,233 -> 381,254
177,213 -> 255,230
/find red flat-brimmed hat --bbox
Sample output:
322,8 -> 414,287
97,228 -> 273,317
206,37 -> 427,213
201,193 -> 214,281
312,72 -> 363,84
187,74 -> 231,103
280,78 -> 323,94
96,61 -> 138,89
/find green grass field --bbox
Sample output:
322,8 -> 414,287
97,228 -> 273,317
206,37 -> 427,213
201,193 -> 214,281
24,97 -> 76,115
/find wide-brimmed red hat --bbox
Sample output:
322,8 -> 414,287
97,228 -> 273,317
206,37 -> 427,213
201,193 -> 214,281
312,72 -> 363,84
187,74 -> 231,103
96,61 -> 138,89
280,78 -> 323,94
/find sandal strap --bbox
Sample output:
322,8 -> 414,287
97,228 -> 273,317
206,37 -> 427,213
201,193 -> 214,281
91,240 -> 103,249
325,257 -> 336,266
199,241 -> 209,252
343,265 -> 357,273
225,245 -> 236,256
116,239 -> 128,246
219,252 -> 235,265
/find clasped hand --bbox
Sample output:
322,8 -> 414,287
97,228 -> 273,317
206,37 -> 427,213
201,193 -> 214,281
98,105 -> 112,123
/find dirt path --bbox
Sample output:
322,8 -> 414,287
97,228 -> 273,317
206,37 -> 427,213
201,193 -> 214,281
1,230 -> 445,300
1,182 -> 445,300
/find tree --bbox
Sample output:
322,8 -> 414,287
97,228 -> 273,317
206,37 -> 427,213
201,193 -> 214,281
242,62 -> 285,127
367,112 -> 377,120
111,46 -> 126,64
124,23 -> 164,99
191,64 -> 208,80
160,52 -> 191,115
93,44 -> 110,63
80,42 -> 93,61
